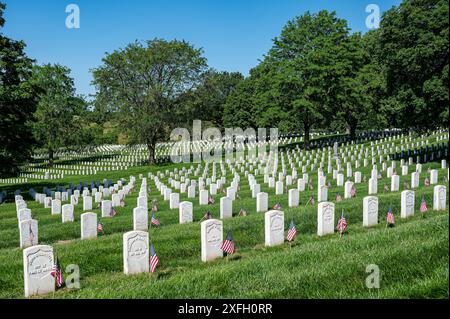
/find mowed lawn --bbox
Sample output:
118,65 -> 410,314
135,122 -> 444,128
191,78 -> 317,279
0,155 -> 448,298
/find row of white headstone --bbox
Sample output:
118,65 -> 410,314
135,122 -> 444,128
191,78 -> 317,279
24,183 -> 447,297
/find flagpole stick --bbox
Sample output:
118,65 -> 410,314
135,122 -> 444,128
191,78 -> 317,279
305,197 -> 311,207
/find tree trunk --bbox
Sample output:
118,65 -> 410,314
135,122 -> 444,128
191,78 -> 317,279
304,123 -> 310,150
147,143 -> 156,165
349,123 -> 357,141
48,149 -> 54,168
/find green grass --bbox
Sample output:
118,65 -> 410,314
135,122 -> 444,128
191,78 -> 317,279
0,148 -> 448,298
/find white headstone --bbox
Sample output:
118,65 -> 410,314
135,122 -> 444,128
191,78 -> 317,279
19,219 -> 38,248
220,197 -> 232,219
123,231 -> 149,275
133,207 -> 148,231
23,245 -> 54,297
317,202 -> 335,236
363,196 -> 378,227
83,196 -> 93,211
201,219 -> 223,262
51,199 -> 61,215
288,189 -> 299,207
264,210 -> 284,247
62,204 -> 74,223
256,192 -> 268,213
179,201 -> 193,224
81,212 -> 97,239
401,190 -> 415,218
433,185 -> 446,211
169,193 -> 180,209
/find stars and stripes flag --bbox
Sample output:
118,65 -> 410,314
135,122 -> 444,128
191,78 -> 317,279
335,193 -> 342,202
110,207 -> 117,217
149,244 -> 159,273
420,196 -> 428,213
208,196 -> 215,204
152,200 -> 158,212
151,212 -> 160,226
203,211 -> 212,220
384,184 -> 389,192
404,182 -> 410,190
350,186 -> 356,197
221,229 -> 235,255
309,195 -> 315,205
287,219 -> 297,242
29,224 -> 35,243
336,211 -> 347,236
97,223 -> 104,233
120,199 -> 125,207
386,207 -> 395,227
237,183 -> 241,191
424,177 -> 430,186
273,202 -> 282,210
327,181 -> 332,188
238,208 -> 247,216
50,257 -> 64,288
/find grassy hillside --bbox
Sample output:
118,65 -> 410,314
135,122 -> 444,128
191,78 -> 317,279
0,157 -> 448,298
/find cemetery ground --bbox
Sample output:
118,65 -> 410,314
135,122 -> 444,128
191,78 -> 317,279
0,136 -> 448,299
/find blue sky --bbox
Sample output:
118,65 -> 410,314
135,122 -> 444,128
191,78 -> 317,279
2,0 -> 401,97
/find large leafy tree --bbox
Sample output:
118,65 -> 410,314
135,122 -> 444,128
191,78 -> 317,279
222,77 -> 257,128
30,64 -> 85,167
254,11 -> 354,147
92,39 -> 208,164
378,0 -> 449,131
189,70 -> 243,128
0,3 -> 37,177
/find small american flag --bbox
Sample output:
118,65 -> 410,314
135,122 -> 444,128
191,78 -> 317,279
151,212 -> 160,226
386,207 -> 395,227
404,182 -> 410,190
287,219 -> 297,242
424,177 -> 430,186
327,181 -> 332,188
336,211 -> 347,236
336,193 -> 342,202
384,184 -> 389,192
208,196 -> 215,204
273,202 -> 282,210
221,229 -> 235,255
237,183 -> 241,191
152,200 -> 158,212
309,195 -> 315,205
309,182 -> 314,190
238,208 -> 247,216
29,224 -> 35,243
149,244 -> 159,273
350,186 -> 356,197
203,211 -> 212,220
120,199 -> 125,207
110,207 -> 117,217
50,257 -> 64,288
420,196 -> 428,213
97,223 -> 104,233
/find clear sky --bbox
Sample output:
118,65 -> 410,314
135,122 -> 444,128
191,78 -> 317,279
2,0 -> 401,97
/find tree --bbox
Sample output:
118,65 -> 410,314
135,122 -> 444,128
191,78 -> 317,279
222,77 -> 257,128
0,2 -> 37,177
378,0 -> 449,131
254,11 -> 354,147
92,39 -> 208,164
190,70 -> 243,128
30,64 -> 84,167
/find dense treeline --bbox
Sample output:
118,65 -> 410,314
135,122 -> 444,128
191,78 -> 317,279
0,0 -> 448,175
